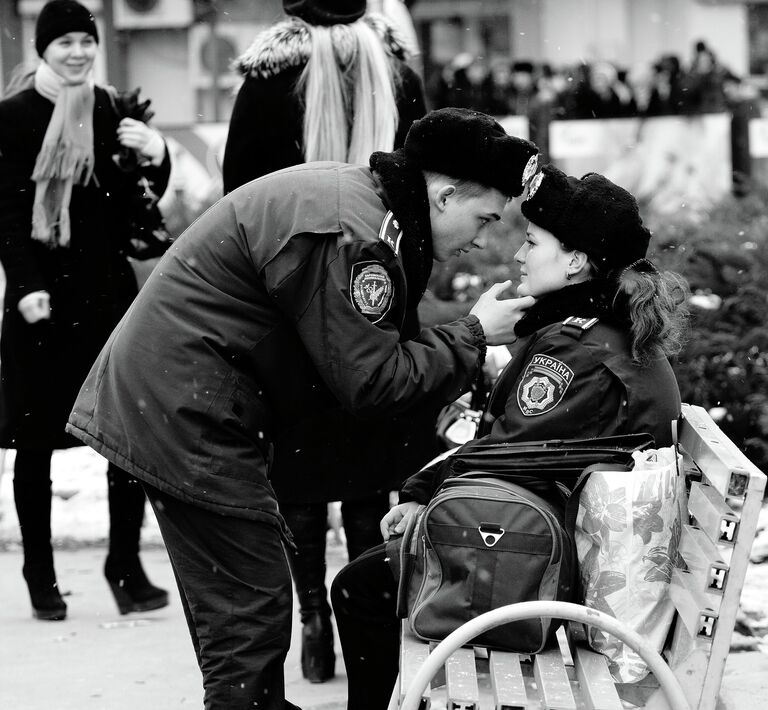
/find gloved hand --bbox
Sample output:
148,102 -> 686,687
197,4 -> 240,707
18,290 -> 51,323
117,118 -> 166,165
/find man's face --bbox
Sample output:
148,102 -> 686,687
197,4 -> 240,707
430,185 -> 508,262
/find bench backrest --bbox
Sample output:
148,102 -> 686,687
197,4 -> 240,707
659,404 -> 767,710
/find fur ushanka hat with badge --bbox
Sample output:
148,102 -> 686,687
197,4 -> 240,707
398,108 -> 539,198
521,164 -> 651,272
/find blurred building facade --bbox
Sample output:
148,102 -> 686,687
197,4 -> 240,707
0,0 -> 764,126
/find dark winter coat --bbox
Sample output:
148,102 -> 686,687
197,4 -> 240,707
400,280 -> 682,504
67,160 -> 487,529
222,14 -> 432,503
0,86 -> 170,449
222,14 -> 426,194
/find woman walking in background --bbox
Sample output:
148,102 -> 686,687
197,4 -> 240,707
0,0 -> 171,621
223,0 -> 428,684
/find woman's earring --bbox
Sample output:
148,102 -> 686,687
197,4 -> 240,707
565,271 -> 572,281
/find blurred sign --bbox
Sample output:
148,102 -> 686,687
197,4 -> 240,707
549,114 -> 732,215
496,115 -> 529,141
748,117 -> 768,158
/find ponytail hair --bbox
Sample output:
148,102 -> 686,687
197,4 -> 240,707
297,18 -> 398,164
613,259 -> 690,365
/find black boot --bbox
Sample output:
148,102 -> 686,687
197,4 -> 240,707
22,562 -> 67,621
13,449 -> 67,621
301,610 -> 335,683
105,464 -> 168,614
282,502 -> 336,682
104,555 -> 169,614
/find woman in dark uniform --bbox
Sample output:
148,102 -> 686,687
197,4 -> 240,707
331,163 -> 689,710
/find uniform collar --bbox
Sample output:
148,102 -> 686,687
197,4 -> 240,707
514,279 -> 626,337
369,150 -> 433,308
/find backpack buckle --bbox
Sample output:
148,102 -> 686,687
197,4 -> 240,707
478,523 -> 505,547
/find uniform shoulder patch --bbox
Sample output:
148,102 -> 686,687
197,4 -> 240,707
561,316 -> 600,339
350,261 -> 394,323
562,316 -> 599,330
517,353 -> 574,416
378,211 -> 403,255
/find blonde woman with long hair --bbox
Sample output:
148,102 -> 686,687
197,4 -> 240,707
223,0 -> 425,191
222,0 -> 427,684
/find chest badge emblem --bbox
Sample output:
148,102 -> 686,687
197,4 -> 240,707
517,354 -> 574,416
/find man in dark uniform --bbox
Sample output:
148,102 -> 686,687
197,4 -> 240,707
66,108 -> 539,710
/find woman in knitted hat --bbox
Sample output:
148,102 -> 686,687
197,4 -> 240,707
0,0 -> 171,621
222,0 -> 428,683
331,165 -> 689,709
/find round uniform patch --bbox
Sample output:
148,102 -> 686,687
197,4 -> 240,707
350,262 -> 394,322
517,353 -> 574,416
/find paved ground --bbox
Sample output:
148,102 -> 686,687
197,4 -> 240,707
0,547 -> 349,710
1,448 -> 768,709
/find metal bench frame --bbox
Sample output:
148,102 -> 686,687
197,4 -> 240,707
391,404 -> 767,710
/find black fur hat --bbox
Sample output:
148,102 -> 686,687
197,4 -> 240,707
401,108 -> 539,198
521,164 -> 651,271
283,0 -> 365,25
36,0 -> 99,57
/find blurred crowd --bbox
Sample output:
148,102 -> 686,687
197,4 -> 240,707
428,40 -> 750,122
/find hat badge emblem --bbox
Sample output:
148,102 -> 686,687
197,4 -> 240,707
528,171 -> 544,197
522,154 -> 539,187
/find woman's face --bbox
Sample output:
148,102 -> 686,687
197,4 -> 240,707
514,222 -> 576,297
43,32 -> 97,85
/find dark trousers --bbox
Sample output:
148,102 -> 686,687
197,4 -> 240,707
281,494 -> 389,622
330,543 -> 400,710
142,482 -> 300,710
13,449 -> 145,584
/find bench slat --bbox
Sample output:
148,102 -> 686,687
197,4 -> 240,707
679,524 -> 729,595
669,568 -> 719,641
489,651 -> 529,709
573,646 -> 624,710
679,406 -> 754,498
400,624 -> 431,710
445,647 -> 480,710
533,648 -> 577,710
688,481 -> 740,546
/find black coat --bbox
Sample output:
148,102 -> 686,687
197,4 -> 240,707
221,16 -> 433,502
0,86 -> 170,449
400,281 -> 682,504
222,14 -> 426,194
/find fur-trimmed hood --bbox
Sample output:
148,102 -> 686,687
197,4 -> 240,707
235,14 -> 409,79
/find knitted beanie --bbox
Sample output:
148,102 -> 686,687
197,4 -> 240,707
36,0 -> 99,57
521,164 -> 651,271
399,108 -> 539,198
283,0 -> 366,26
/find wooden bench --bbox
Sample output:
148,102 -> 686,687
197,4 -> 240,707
390,404 -> 766,710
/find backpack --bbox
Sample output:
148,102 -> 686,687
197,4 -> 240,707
396,474 -> 576,653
